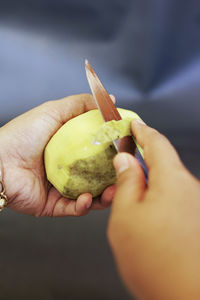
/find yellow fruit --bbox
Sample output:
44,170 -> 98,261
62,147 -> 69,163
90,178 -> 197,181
44,108 -> 142,199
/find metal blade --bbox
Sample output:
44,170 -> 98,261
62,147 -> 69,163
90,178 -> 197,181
85,59 -> 121,122
85,59 -> 137,155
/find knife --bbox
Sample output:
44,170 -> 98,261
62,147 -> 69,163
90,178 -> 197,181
85,59 -> 148,180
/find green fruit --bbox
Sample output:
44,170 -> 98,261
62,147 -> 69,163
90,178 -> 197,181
44,108 -> 142,199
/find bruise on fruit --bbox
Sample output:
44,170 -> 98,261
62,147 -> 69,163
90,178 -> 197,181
63,145 -> 117,199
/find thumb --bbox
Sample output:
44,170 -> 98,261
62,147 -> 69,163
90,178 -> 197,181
112,153 -> 146,210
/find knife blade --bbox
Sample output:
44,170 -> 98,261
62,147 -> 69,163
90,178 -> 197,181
85,59 -> 137,155
85,59 -> 148,179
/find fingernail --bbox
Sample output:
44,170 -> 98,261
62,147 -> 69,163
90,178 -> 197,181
133,119 -> 145,126
114,153 -> 132,175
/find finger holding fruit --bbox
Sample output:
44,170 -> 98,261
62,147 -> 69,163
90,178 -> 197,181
0,94 -> 117,216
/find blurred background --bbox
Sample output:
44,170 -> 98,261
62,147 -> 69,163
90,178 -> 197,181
0,0 -> 200,299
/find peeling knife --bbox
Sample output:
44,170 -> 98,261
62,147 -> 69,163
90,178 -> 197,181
85,59 -> 148,179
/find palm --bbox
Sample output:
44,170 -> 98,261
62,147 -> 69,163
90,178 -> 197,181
0,95 -> 115,217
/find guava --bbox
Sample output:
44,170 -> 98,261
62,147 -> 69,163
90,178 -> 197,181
44,108 -> 142,199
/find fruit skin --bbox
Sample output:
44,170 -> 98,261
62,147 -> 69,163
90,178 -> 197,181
44,108 -> 142,199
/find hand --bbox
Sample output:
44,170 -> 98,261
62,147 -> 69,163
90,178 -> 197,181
108,119 -> 200,300
0,94 -> 115,217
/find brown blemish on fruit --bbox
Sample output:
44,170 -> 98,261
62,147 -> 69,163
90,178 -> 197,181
63,145 -> 117,199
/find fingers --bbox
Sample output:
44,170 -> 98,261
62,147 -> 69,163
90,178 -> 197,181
112,153 -> 146,211
101,185 -> 116,206
107,153 -> 146,249
42,94 -> 96,125
44,185 -> 114,217
132,120 -> 182,171
52,193 -> 93,217
91,185 -> 115,210
42,93 -> 116,126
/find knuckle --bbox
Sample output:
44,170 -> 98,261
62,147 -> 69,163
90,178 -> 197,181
42,100 -> 54,108
146,128 -> 160,141
75,210 -> 88,217
40,100 -> 57,114
67,93 -> 92,102
82,93 -> 93,99
143,128 -> 166,151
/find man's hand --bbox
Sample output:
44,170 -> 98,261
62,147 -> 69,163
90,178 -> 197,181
0,94 -> 115,217
108,119 -> 200,300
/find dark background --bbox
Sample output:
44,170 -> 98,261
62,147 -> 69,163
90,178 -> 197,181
0,0 -> 200,299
